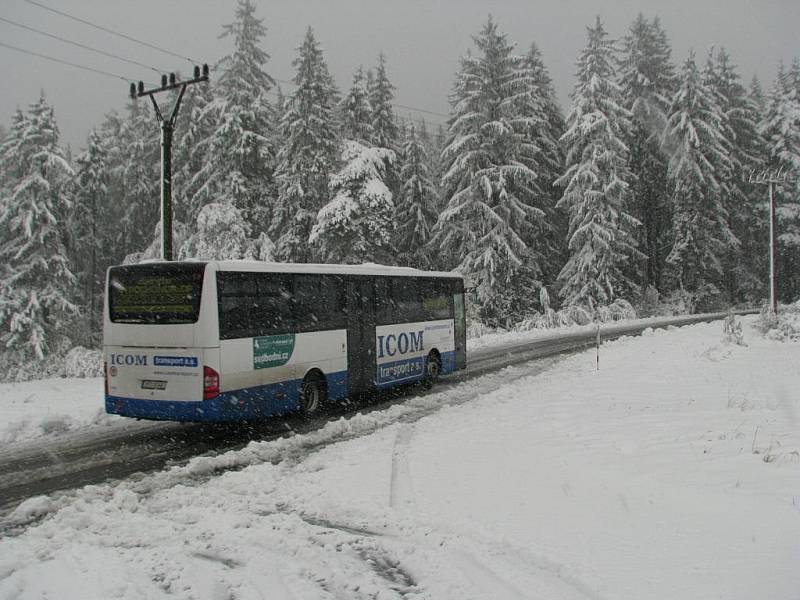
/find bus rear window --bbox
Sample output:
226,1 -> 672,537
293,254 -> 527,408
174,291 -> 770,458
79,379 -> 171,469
109,263 -> 205,324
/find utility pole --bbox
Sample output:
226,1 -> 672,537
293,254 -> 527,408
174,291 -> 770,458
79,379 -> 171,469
129,64 -> 209,261
748,167 -> 799,316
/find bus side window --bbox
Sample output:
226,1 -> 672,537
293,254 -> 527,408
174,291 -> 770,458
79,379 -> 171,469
218,272 -> 259,339
393,277 -> 423,323
255,274 -> 294,335
322,276 -> 346,329
295,275 -> 328,332
375,278 -> 393,325
422,279 -> 452,320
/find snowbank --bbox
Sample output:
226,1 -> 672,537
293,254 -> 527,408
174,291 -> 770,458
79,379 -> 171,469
467,311 -> 705,353
1,316 -> 798,599
0,377 -> 116,445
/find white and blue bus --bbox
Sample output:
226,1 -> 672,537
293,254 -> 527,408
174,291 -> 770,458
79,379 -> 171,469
103,261 -> 466,422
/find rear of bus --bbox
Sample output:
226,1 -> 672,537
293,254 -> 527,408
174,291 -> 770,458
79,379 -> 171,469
103,261 -> 225,421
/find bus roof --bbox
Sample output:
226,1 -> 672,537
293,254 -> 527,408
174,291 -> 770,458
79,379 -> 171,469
133,260 -> 463,280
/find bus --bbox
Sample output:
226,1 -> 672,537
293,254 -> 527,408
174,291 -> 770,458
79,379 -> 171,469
103,261 -> 466,422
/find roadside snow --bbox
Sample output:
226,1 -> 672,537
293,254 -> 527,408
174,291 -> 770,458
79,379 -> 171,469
1,315 -> 798,599
0,378 -> 118,444
466,312 -> 716,354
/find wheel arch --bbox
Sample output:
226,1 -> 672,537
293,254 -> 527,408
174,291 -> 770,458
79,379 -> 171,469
426,348 -> 442,364
302,367 -> 328,391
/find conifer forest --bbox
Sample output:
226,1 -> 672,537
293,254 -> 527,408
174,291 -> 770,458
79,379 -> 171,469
1,1 -> 799,373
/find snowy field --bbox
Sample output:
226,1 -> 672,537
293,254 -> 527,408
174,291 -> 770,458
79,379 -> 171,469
1,315 -> 798,599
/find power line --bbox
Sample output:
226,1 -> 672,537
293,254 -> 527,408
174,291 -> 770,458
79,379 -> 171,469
266,74 -> 449,126
23,0 -> 196,66
19,0 -> 449,126
392,102 -> 449,119
253,86 -> 438,129
0,40 -> 139,82
0,15 -> 167,74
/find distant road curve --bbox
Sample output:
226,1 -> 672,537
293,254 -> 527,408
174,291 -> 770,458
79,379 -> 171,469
0,309 -> 757,515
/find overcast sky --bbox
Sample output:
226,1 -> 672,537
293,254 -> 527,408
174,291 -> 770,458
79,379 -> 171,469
1,0 -> 798,149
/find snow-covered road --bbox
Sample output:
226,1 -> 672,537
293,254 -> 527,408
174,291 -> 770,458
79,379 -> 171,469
0,312 -> 749,510
1,316 -> 797,599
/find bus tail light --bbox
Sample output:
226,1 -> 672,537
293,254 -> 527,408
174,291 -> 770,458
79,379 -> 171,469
203,366 -> 220,400
104,361 -> 109,396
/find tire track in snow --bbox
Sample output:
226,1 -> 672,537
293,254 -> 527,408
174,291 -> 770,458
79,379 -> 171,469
449,548 -> 530,600
389,423 -> 417,509
285,501 -> 606,600
354,544 -> 418,598
1,361 -> 561,534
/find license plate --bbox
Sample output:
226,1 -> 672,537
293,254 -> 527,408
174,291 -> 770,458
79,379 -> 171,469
141,380 -> 167,390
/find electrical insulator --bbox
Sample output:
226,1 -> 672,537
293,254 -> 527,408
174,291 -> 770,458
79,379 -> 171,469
138,81 -> 144,95
169,72 -> 176,86
129,83 -> 136,99
161,74 -> 168,87
193,65 -> 200,79
202,63 -> 209,78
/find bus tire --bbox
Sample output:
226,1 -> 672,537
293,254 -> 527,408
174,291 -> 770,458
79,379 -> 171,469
422,351 -> 441,390
300,372 -> 327,415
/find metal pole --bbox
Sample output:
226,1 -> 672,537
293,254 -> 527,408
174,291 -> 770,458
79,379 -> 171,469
747,168 -> 797,317
769,181 -> 777,316
160,119 -> 174,261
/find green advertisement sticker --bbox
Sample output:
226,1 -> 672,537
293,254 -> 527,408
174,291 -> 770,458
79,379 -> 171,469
253,334 -> 295,369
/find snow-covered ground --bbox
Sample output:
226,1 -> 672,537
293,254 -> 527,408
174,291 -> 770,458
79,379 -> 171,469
1,315 -> 798,599
0,313 -> 734,446
0,378 -> 116,445
0,378 -> 114,445
465,311 -> 715,354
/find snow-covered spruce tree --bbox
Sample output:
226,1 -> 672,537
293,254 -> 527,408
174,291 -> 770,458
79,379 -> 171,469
201,0 -> 277,235
118,97 -> 159,257
760,60 -> 800,301
92,109 -> 140,269
417,118 -> 447,212
618,14 -> 677,294
434,17 -> 548,325
662,51 -> 735,308
310,141 -> 395,264
340,66 -> 373,145
416,118 -> 432,155
780,59 -> 800,300
179,201 -> 273,260
556,17 -> 640,309
395,124 -> 438,267
0,94 -> 76,359
518,42 -> 567,285
0,110 -> 27,194
706,47 -> 767,302
70,129 -> 110,346
368,54 -> 401,203
750,76 -> 766,115
369,54 -> 399,151
271,27 -> 340,263
174,80 -> 217,228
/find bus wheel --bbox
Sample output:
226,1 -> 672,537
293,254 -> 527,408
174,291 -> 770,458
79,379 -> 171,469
300,373 -> 326,415
422,352 -> 441,390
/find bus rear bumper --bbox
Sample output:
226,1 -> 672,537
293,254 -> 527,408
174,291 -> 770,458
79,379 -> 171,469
106,369 -> 348,422
105,391 -> 298,422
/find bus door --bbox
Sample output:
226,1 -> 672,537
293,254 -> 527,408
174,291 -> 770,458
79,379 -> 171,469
346,278 -> 376,396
